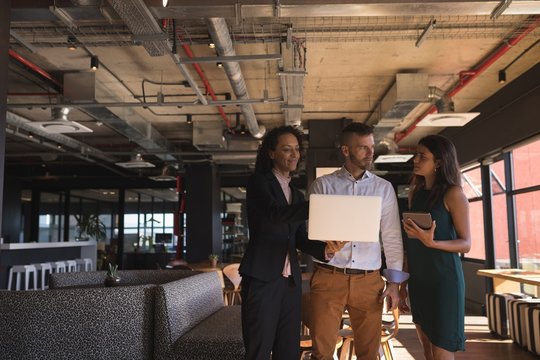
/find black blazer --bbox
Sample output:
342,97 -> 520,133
239,171 -> 327,285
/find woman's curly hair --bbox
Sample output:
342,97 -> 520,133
254,126 -> 304,174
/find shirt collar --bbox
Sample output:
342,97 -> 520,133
272,168 -> 291,184
338,166 -> 372,181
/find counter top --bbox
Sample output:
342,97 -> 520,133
0,241 -> 97,250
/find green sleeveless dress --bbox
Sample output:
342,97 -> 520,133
405,188 -> 465,352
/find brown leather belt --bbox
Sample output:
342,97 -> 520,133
316,262 -> 377,275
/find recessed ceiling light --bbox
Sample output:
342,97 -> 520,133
374,154 -> 414,163
416,112 -> 480,127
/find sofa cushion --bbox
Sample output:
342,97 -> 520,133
154,271 -> 225,360
49,269 -> 196,288
173,306 -> 244,360
0,285 -> 155,360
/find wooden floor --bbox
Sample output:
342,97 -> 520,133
392,315 -> 538,359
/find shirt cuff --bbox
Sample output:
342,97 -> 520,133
382,269 -> 409,284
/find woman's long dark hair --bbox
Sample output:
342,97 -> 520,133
412,134 -> 461,210
254,126 -> 304,174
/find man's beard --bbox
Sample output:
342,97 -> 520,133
349,153 -> 373,171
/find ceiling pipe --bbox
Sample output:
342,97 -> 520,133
9,44 -> 179,163
179,41 -> 232,129
395,15 -> 540,143
8,49 -> 63,90
206,18 -> 266,139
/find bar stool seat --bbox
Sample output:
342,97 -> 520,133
65,260 -> 77,272
33,263 -> 53,290
7,264 -> 37,291
75,258 -> 93,271
52,261 -> 67,273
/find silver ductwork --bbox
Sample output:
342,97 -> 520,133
367,73 -> 429,148
6,111 -> 117,164
206,18 -> 266,139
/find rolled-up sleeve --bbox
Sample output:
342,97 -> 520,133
380,183 -> 404,272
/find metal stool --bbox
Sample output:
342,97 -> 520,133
33,263 -> 53,290
53,261 -> 67,273
7,264 -> 38,291
66,260 -> 77,272
75,258 -> 93,271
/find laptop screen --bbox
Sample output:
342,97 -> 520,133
308,194 -> 382,242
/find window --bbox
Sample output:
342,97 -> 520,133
491,160 -> 510,268
462,167 -> 485,260
513,139 -> 540,190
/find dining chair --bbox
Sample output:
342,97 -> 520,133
222,263 -> 242,305
379,307 -> 400,360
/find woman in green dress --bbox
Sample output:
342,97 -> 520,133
400,135 -> 471,360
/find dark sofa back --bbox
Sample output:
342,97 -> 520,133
49,269 -> 196,288
0,285 -> 156,360
154,271 -> 224,360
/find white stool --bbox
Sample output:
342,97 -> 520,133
33,263 -> 53,290
7,265 -> 38,291
75,258 -> 93,271
66,260 -> 77,272
53,261 -> 67,273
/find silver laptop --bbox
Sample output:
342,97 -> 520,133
308,194 -> 382,242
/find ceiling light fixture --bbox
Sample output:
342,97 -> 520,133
498,70 -> 506,84
491,0 -> 513,20
415,17 -> 436,48
162,0 -> 169,7
208,43 -> 215,49
186,114 -> 193,125
90,55 -> 99,71
216,62 -> 223,69
115,153 -> 155,169
67,35 -> 77,50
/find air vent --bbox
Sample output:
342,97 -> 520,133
417,112 -> 480,127
26,121 -> 93,134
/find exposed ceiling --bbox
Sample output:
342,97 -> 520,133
5,0 -> 540,184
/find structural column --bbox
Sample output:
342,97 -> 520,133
185,163 -> 222,263
0,1 -> 10,241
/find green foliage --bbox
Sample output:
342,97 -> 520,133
106,263 -> 118,279
208,254 -> 219,261
74,214 -> 106,241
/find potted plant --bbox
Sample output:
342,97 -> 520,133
74,214 -> 106,241
104,263 -> 120,287
208,254 -> 219,268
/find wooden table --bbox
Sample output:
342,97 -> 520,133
477,269 -> 540,296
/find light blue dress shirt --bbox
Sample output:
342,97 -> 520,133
308,167 -> 405,280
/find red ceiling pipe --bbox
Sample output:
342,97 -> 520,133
180,43 -> 232,129
395,15 -> 540,144
8,49 -> 63,89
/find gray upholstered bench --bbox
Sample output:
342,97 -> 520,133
154,271 -> 245,360
49,269 -> 195,288
0,284 -> 156,359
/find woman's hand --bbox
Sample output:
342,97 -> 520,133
402,218 -> 437,248
324,241 -> 347,259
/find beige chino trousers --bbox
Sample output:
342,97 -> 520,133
309,266 -> 385,360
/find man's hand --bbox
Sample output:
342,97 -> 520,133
380,282 -> 399,311
398,283 -> 410,313
324,241 -> 347,259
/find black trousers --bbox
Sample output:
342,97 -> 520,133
241,275 -> 301,360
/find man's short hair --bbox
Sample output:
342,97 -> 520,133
340,122 -> 374,146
